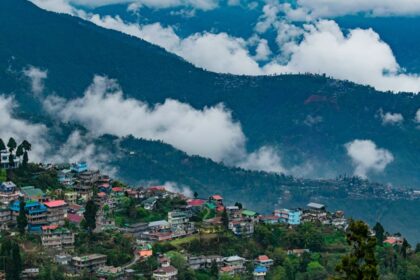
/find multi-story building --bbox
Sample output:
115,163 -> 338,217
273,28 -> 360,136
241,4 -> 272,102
72,254 -> 107,272
0,207 -> 11,230
0,150 -> 20,169
188,255 -> 223,270
41,225 -> 75,250
44,200 -> 68,225
71,162 -> 88,173
229,219 -> 254,236
64,192 -> 78,205
20,186 -> 45,201
10,200 -> 48,232
152,257 -> 178,280
0,181 -> 19,204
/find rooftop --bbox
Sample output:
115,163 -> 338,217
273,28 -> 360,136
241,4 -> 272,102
44,200 -> 67,208
307,202 -> 325,209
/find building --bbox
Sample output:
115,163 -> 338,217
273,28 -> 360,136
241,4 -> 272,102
64,192 -> 78,204
97,266 -> 124,279
122,222 -> 148,238
188,255 -> 223,270
253,266 -> 268,280
255,255 -> 273,268
168,211 -> 190,227
71,162 -> 88,173
55,254 -> 72,265
152,257 -> 178,280
148,220 -> 171,231
0,150 -> 20,169
307,202 -> 326,212
58,169 -> 74,186
44,200 -> 68,225
10,200 -> 48,232
220,256 -> 246,276
259,215 -> 279,225
0,207 -> 11,229
209,195 -> 223,206
77,170 -> 100,185
41,225 -> 75,250
72,254 -> 107,272
20,186 -> 45,201
229,219 -> 255,236
288,210 -> 302,225
0,181 -> 19,204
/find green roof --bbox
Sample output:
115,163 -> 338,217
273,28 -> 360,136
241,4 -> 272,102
21,186 -> 45,197
242,210 -> 257,216
205,202 -> 216,210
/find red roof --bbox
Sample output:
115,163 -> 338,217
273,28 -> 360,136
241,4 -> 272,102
216,205 -> 225,212
42,224 -> 59,231
97,192 -> 107,198
188,199 -> 206,207
148,186 -> 166,191
257,255 -> 270,261
67,213 -> 82,223
211,194 -> 223,200
112,187 -> 124,192
44,200 -> 67,208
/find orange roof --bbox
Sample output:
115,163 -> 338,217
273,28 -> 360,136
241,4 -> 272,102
97,192 -> 107,197
42,225 -> 59,230
44,200 -> 67,208
257,255 -> 270,261
211,194 -> 223,200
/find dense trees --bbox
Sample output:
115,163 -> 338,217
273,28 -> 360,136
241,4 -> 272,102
16,197 -> 27,235
0,239 -> 22,280
374,222 -> 385,246
335,220 -> 379,280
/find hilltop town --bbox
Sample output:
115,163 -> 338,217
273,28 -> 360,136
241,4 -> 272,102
0,137 -> 419,280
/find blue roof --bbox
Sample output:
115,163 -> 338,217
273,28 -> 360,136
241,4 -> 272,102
10,200 -> 47,213
254,266 -> 268,273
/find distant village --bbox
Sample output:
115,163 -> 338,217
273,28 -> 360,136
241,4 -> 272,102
0,138 -> 413,280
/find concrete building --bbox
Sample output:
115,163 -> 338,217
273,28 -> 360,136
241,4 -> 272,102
0,181 -> 19,204
41,225 -> 75,250
44,200 -> 68,225
72,254 -> 107,272
10,200 -> 48,232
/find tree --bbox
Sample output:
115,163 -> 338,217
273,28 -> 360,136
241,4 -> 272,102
415,243 -> 420,253
10,243 -> 22,280
401,238 -> 410,259
373,222 -> 385,245
7,138 -> 16,153
16,144 -> 24,158
83,199 -> 98,235
22,152 -> 29,167
21,140 -> 31,151
17,197 -> 27,235
1,239 -> 22,280
210,260 -> 219,278
194,191 -> 198,199
234,202 -> 243,210
221,208 -> 229,229
335,220 -> 379,280
0,138 -> 5,151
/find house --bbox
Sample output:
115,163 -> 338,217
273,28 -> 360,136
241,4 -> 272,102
72,254 -> 107,272
64,192 -> 78,205
187,255 -> 223,270
57,169 -> 74,186
307,202 -> 326,212
255,255 -> 273,268
253,266 -> 268,280
209,194 -> 223,206
0,182 -> 19,205
229,219 -> 255,236
97,266 -> 124,279
55,254 -> 72,265
148,220 -> 170,231
143,197 -> 158,210
274,209 -> 290,223
72,184 -> 93,201
200,217 -> 223,234
0,207 -> 11,230
138,243 -> 153,259
241,210 -> 258,221
41,225 -> 75,250
122,222 -> 148,238
20,186 -> 45,201
10,200 -> 48,232
220,256 -> 246,276
288,210 -> 302,225
44,200 -> 68,225
225,206 -> 241,220
384,236 -> 404,246
152,256 -> 178,280
0,150 -> 20,169
287,249 -> 310,257
21,268 -> 39,280
71,162 -> 88,173
66,213 -> 83,225
259,215 -> 279,225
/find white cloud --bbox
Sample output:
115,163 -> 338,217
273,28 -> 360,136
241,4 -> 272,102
379,110 -> 404,125
50,130 -> 117,176
345,139 -> 394,178
254,39 -> 272,61
0,96 -> 49,162
239,146 -> 286,174
30,0 -> 218,11
43,76 -> 246,162
264,20 -> 420,93
287,0 -> 420,19
415,109 -> 420,123
23,66 -> 48,95
162,182 -> 194,197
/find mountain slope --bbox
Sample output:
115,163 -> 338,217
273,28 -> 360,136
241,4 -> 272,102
1,0 -> 420,187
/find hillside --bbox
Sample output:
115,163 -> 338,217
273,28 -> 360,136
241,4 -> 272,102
1,0 -> 420,187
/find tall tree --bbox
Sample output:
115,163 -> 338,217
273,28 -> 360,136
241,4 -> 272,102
400,238 -> 410,259
84,199 -> 98,235
221,208 -> 229,230
16,145 -> 24,158
22,152 -> 29,167
21,140 -> 31,151
193,191 -> 198,199
10,243 -> 22,280
373,222 -> 385,245
7,138 -> 17,153
0,138 -> 5,151
17,197 -> 28,235
335,220 -> 379,280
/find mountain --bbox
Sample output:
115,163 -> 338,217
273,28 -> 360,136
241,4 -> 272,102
1,0 -> 420,242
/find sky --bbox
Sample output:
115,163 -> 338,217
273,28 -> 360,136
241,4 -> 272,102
30,0 -> 420,93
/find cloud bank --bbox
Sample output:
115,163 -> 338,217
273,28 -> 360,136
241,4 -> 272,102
23,66 -> 48,96
0,96 -> 49,162
345,139 -> 394,178
379,110 -> 404,125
